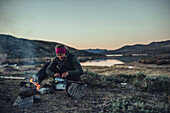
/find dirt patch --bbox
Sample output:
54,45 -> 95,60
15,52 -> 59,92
0,79 -> 23,113
0,78 -> 169,113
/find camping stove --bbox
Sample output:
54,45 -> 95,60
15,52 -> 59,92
54,77 -> 67,91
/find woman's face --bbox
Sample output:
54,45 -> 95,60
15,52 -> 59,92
56,53 -> 66,61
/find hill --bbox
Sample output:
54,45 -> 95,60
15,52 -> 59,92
0,34 -> 105,59
102,40 -> 170,55
83,49 -> 107,53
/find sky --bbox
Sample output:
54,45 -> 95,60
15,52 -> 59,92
0,0 -> 170,50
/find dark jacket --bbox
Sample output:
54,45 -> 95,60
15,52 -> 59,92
46,50 -> 83,81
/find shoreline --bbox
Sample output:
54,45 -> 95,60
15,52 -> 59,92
82,62 -> 170,76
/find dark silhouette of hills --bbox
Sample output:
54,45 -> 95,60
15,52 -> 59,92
1,34 -> 169,60
83,49 -> 107,53
0,34 -> 105,59
102,40 -> 170,55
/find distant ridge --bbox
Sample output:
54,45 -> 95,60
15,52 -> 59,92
83,49 -> 107,53
0,34 -> 105,59
102,40 -> 170,55
1,34 -> 169,60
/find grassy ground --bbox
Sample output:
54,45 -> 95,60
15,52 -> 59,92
82,62 -> 170,76
0,63 -> 169,113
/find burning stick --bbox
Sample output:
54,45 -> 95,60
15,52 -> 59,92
18,74 -> 41,97
30,78 -> 40,91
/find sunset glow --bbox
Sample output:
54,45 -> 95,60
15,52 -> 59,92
0,0 -> 170,50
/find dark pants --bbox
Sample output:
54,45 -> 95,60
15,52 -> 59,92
36,62 -> 50,84
36,62 -> 80,84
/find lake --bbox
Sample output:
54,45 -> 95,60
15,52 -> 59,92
80,58 -> 124,66
80,56 -> 146,66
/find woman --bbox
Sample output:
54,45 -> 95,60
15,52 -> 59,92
20,45 -> 85,97
37,44 -> 83,83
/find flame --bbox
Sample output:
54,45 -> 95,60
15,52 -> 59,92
30,78 -> 40,90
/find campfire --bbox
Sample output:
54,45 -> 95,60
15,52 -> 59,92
13,75 -> 42,108
30,78 -> 40,90
13,74 -> 87,108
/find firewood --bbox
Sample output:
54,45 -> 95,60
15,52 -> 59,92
19,83 -> 37,97
0,76 -> 25,80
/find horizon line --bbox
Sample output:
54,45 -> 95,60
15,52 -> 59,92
0,33 -> 169,50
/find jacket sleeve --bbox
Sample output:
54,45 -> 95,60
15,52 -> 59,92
67,56 -> 83,77
46,57 -> 57,77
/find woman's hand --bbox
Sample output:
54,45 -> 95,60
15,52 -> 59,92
54,73 -> 60,77
62,72 -> 69,78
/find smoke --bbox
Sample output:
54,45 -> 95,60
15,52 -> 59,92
16,38 -> 37,65
0,47 -> 7,64
19,40 -> 35,58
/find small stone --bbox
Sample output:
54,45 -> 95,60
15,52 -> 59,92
33,95 -> 41,103
120,83 -> 127,85
38,88 -> 51,95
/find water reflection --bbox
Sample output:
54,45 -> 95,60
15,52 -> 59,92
80,59 -> 124,66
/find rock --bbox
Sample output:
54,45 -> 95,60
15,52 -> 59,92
38,88 -> 51,95
13,96 -> 34,108
67,83 -> 87,99
19,83 -> 37,97
120,83 -> 127,85
33,95 -> 41,103
20,81 -> 29,87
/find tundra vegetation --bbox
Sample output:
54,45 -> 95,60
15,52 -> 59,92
81,71 -> 170,113
0,64 -> 169,113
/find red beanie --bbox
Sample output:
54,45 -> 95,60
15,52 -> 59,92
55,48 -> 66,54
